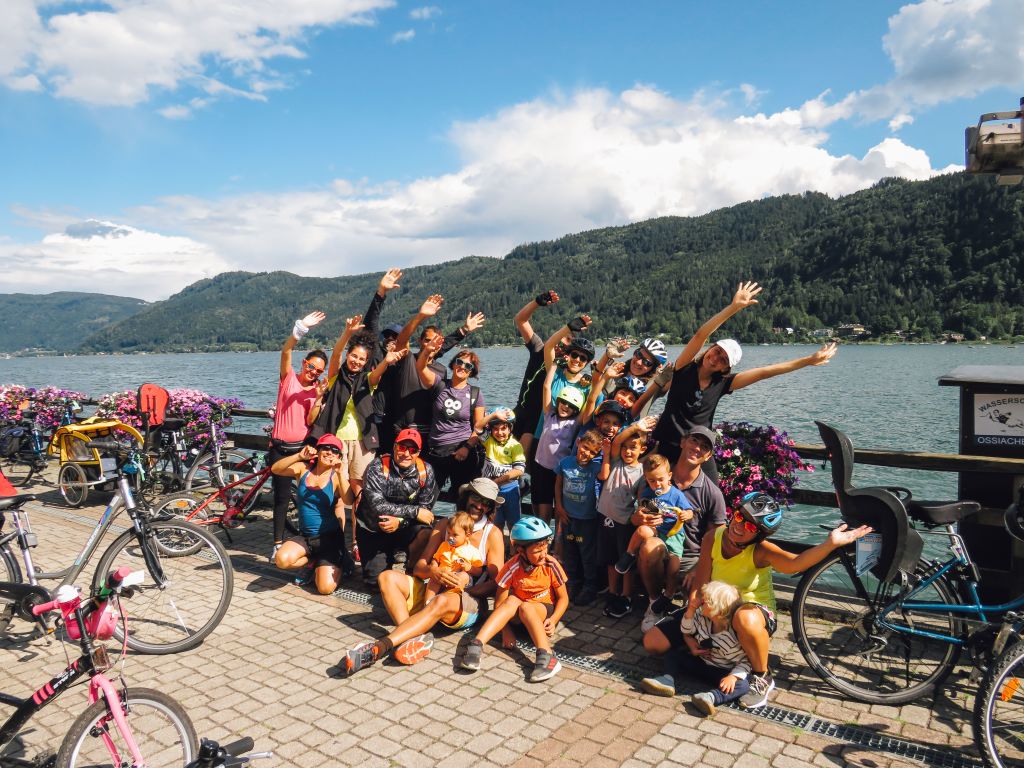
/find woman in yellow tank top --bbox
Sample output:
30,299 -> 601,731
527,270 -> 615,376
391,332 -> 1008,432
685,492 -> 872,709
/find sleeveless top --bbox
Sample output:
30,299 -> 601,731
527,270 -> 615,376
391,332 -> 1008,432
469,521 -> 496,587
710,526 -> 775,610
296,469 -> 339,537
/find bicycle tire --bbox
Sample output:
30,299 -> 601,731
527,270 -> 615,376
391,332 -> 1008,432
185,450 -> 262,512
152,490 -> 224,530
58,462 -> 90,507
0,453 -> 34,487
976,639 -> 1024,767
792,550 -> 962,705
56,686 -> 198,768
0,542 -> 23,619
93,520 -> 233,654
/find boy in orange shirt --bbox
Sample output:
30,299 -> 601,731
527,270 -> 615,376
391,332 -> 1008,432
459,516 -> 568,682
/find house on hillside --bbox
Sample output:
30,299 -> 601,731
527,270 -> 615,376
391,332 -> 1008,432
810,328 -> 834,338
836,323 -> 868,338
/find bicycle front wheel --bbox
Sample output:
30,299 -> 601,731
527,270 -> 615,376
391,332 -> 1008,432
976,639 -> 1024,767
94,520 -> 233,654
56,686 -> 197,768
0,454 -> 35,487
186,450 -> 263,512
792,550 -> 962,705
0,542 -> 23,618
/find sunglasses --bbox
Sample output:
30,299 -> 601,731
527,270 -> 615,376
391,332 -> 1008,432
632,351 -> 656,367
566,351 -> 590,362
394,441 -> 420,454
303,362 -> 325,375
731,511 -> 759,535
318,445 -> 342,455
452,358 -> 475,372
468,493 -> 495,507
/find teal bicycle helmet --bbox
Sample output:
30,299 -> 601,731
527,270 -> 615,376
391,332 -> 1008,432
510,516 -> 553,545
739,491 -> 783,541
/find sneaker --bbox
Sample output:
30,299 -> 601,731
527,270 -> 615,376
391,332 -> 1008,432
393,549 -> 407,565
739,672 -> 775,709
393,633 -> 434,665
604,594 -> 631,619
640,602 -> 664,634
614,551 -> 637,575
460,639 -> 483,671
342,642 -> 378,676
650,594 -> 673,615
293,567 -> 313,586
573,587 -> 598,607
269,543 -> 282,564
529,650 -> 561,683
691,691 -> 716,717
639,673 -> 675,697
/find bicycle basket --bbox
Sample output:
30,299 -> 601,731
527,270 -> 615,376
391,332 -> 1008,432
0,425 -> 25,458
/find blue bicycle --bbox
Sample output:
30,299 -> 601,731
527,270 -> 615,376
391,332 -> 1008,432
791,421 -> 1022,706
0,399 -> 81,487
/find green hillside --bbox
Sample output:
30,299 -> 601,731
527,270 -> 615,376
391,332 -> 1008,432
70,172 -> 1024,352
0,292 -> 149,353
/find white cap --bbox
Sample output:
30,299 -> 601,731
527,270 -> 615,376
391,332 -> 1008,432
715,339 -> 742,368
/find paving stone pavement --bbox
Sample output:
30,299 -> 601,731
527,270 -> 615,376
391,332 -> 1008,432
1,471 -> 983,767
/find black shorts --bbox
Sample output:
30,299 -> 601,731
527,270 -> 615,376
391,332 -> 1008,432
597,516 -> 634,567
294,528 -> 345,569
530,463 -> 557,506
355,521 -> 429,565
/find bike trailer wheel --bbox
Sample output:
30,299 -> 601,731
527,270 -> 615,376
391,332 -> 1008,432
58,462 -> 90,507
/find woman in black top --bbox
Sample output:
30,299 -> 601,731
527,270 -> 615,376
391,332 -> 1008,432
633,281 -> 837,479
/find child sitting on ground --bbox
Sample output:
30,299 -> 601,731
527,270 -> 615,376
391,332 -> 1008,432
683,581 -> 756,716
422,510 -> 484,604
479,408 -> 527,534
597,416 -> 658,619
459,516 -> 568,683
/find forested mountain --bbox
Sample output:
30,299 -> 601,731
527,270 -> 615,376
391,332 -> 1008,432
0,292 -> 149,352
38,173 -> 1024,352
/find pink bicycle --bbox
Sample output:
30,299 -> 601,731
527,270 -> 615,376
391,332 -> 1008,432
0,562 -> 197,767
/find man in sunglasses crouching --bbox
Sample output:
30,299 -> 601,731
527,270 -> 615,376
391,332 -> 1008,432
354,428 -> 438,585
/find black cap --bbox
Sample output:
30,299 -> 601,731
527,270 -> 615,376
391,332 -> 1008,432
381,323 -> 403,338
683,425 -> 718,449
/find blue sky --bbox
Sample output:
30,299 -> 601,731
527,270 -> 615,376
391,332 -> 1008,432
2,0 -> 1022,300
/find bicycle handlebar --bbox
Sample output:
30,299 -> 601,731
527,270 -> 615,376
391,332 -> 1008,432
187,736 -> 262,768
31,597 -> 62,617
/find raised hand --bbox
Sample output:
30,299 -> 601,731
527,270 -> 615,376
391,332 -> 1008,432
567,314 -> 592,333
808,342 -> 838,366
605,338 -> 629,359
420,294 -> 444,317
536,290 -> 560,307
344,314 -> 364,334
731,281 -> 763,309
378,268 -> 403,294
385,348 -> 409,365
652,362 -> 675,388
636,415 -> 659,432
607,361 -> 626,378
464,311 -> 486,333
300,311 -> 326,328
299,445 -> 317,461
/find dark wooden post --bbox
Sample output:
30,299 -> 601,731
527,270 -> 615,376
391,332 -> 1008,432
939,365 -> 1024,601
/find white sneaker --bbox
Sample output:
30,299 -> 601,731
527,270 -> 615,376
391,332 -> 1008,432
640,603 -> 660,634
270,543 -> 282,564
691,691 -> 716,717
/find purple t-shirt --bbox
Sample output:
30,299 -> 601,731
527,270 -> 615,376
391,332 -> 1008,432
428,379 -> 484,449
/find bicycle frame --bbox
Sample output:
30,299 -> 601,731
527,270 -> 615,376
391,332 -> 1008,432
854,524 -> 1024,646
180,465 -> 273,526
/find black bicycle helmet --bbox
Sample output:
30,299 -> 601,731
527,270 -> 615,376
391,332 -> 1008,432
739,492 -> 783,541
565,337 -> 595,361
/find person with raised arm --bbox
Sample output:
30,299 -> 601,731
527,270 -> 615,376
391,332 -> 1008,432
510,290 -> 560,462
633,281 -> 838,476
268,310 -> 327,563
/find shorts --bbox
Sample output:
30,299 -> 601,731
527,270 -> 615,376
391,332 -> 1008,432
494,482 -> 523,531
663,532 -> 686,559
530,463 -> 557,506
405,576 -> 481,630
355,521 -> 429,566
290,528 -> 345,569
597,516 -> 634,567
340,439 -> 375,481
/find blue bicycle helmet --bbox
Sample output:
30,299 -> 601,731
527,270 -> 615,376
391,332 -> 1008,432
739,491 -> 783,540
510,515 -> 553,545
612,375 -> 647,396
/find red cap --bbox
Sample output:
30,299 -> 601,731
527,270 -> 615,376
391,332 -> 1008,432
316,434 -> 344,451
394,428 -> 423,450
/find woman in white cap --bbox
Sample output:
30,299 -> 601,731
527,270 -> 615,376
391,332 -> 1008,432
633,281 -> 837,479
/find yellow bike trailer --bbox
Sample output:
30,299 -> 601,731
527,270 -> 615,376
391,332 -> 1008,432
49,418 -> 144,507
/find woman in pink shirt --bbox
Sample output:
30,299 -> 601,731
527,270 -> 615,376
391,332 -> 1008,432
269,311 -> 328,561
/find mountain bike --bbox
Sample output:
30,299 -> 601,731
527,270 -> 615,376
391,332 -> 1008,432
0,561 -> 198,767
791,421 -> 1018,706
0,441 -> 233,654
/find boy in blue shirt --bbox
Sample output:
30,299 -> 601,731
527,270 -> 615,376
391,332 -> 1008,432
554,428 -> 603,606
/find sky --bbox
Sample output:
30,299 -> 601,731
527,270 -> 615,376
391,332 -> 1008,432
1,0 -> 1022,302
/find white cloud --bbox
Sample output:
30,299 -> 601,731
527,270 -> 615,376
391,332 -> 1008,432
0,220 -> 231,301
790,0 -> 1024,126
0,0 -> 395,109
3,84 -> 958,301
391,29 -> 415,43
410,6 -> 441,20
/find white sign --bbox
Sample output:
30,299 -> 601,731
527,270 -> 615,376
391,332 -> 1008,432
973,394 -> 1024,448
855,533 -> 883,576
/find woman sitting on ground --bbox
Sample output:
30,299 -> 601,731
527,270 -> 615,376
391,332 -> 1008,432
341,477 -> 505,674
271,434 -> 354,595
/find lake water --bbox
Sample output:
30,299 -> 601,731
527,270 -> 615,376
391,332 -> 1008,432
4,343 -> 1023,542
